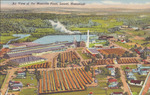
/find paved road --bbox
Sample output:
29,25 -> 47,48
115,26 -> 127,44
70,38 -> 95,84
118,66 -> 132,95
140,72 -> 150,95
1,68 -> 17,95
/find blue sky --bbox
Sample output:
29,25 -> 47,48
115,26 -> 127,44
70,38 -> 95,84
2,0 -> 150,4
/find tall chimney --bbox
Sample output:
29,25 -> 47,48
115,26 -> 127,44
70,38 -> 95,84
86,30 -> 89,48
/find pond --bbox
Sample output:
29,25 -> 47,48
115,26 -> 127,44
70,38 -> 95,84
33,35 -> 94,44
3,34 -> 30,47
7,34 -> 30,45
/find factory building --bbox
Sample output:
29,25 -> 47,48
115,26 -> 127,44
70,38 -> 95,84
5,42 -> 76,58
9,56 -> 46,66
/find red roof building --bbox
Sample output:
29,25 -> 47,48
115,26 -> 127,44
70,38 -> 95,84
17,71 -> 23,73
112,92 -> 123,95
126,67 -> 130,69
108,78 -> 117,83
130,80 -> 142,84
107,66 -> 114,68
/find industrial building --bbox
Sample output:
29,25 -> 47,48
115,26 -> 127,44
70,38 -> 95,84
9,56 -> 46,66
86,48 -> 100,57
5,42 -> 76,58
9,42 -> 40,49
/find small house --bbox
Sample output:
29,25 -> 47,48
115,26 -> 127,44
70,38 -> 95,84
126,72 -> 136,80
16,71 -> 26,78
94,44 -> 103,48
9,81 -> 23,88
108,78 -> 118,88
111,70 -> 115,76
121,40 -> 126,43
106,65 -> 114,71
12,87 -> 20,91
125,67 -> 130,72
111,92 -> 123,95
139,69 -> 149,75
132,69 -> 138,73
128,80 -> 143,86
95,69 -> 101,75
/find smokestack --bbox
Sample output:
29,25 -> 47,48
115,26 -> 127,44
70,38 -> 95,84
80,34 -> 82,41
86,30 -> 89,48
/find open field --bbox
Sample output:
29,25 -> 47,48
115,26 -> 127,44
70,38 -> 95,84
122,30 -> 150,47
13,72 -> 37,87
77,50 -> 91,59
0,36 -> 17,44
89,42 -> 106,48
134,73 -> 147,81
71,19 -> 123,33
130,85 -> 142,95
114,42 -> 134,49
130,39 -> 150,47
0,74 -> 6,89
121,65 -> 137,70
20,88 -> 37,95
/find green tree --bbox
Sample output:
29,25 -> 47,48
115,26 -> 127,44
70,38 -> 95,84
85,64 -> 90,72
117,82 -> 123,88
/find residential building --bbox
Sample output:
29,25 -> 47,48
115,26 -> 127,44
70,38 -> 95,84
9,81 -> 23,89
12,87 -> 20,91
126,72 -> 137,80
16,71 -> 26,78
108,78 -> 118,88
139,69 -> 149,75
111,92 -> 123,95
128,80 -> 143,86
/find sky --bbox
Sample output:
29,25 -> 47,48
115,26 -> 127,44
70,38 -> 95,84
1,0 -> 150,4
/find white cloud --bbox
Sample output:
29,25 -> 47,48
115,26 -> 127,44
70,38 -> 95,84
61,1 -> 80,3
145,2 -> 150,4
101,1 -> 122,5
129,2 -> 150,5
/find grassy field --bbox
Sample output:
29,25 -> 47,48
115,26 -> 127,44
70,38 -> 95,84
89,42 -> 106,48
130,85 -> 142,95
122,29 -> 150,47
20,88 -> 37,95
71,19 -> 123,33
0,58 -> 6,63
134,73 -> 147,81
0,36 -> 17,44
130,39 -> 150,47
114,42 -> 134,49
0,74 -> 6,89
121,65 -> 137,70
13,72 -> 37,87
77,50 -> 91,59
